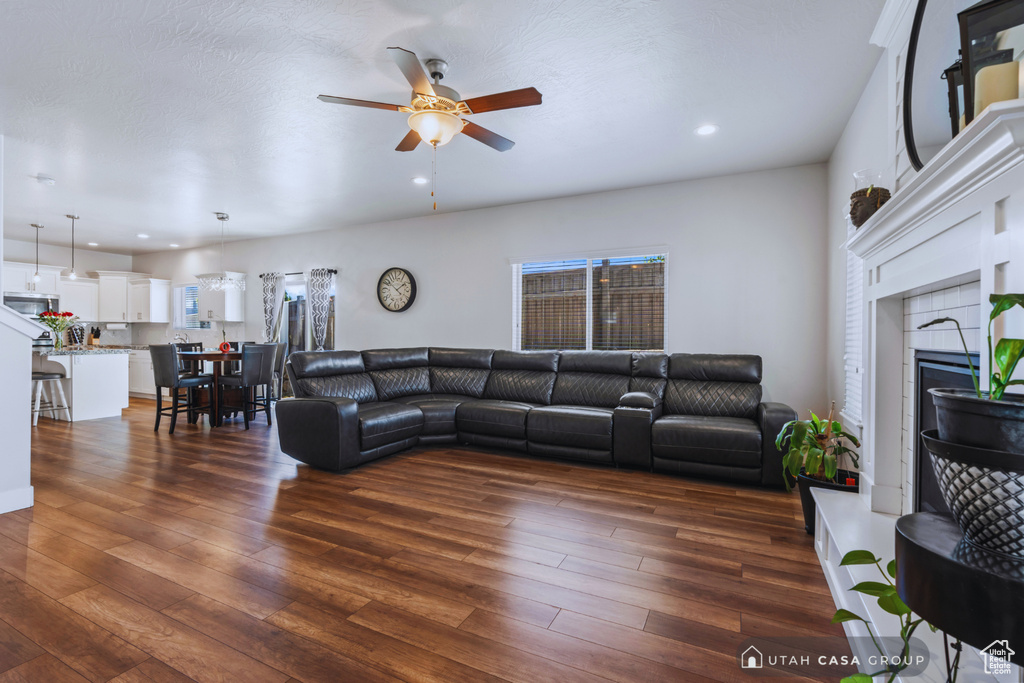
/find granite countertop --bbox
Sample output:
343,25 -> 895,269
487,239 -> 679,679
35,347 -> 134,356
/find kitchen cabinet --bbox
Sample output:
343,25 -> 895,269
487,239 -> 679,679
36,351 -> 130,421
96,272 -> 131,322
128,349 -> 165,397
3,262 -> 61,295
198,274 -> 245,322
129,278 -> 170,323
59,277 -> 99,321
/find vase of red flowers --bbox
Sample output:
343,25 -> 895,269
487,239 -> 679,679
38,311 -> 79,350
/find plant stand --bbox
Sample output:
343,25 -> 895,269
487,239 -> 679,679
896,512 -> 1024,669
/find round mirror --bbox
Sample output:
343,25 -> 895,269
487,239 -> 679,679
905,0 -> 973,171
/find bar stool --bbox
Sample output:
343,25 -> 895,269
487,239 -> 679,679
31,371 -> 70,426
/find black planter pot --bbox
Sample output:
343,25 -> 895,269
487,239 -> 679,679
921,430 -> 1024,558
931,388 -> 1024,454
797,469 -> 859,535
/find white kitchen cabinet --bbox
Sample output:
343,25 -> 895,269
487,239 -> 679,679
59,277 -> 100,321
37,351 -> 130,421
129,278 -> 170,323
97,272 -> 130,322
128,349 -> 168,398
198,274 -> 245,322
3,262 -> 61,295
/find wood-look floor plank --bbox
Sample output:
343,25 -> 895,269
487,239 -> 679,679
105,540 -> 291,619
0,569 -> 148,682
251,544 -> 477,628
59,584 -> 290,683
267,601 -> 504,683
0,653 -> 92,683
13,399 -> 853,681
349,600 -> 608,683
163,593 -> 402,682
31,535 -> 195,612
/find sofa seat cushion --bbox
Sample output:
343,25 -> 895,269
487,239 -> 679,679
357,402 -> 424,451
391,394 -> 475,435
651,415 -> 761,468
456,400 -> 537,439
527,405 -> 614,451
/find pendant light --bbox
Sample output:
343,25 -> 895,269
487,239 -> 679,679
30,224 -> 43,282
66,215 -> 79,280
196,212 -> 246,292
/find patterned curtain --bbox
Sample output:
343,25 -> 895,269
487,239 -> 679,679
261,272 -> 286,342
306,267 -> 334,351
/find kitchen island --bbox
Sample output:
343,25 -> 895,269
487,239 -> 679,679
33,347 -> 131,422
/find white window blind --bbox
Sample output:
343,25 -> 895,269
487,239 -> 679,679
844,222 -> 864,425
173,285 -> 202,330
513,254 -> 665,351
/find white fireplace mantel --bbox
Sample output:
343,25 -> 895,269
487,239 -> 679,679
849,100 -> 1024,263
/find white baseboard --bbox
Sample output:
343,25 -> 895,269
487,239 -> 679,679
0,486 -> 33,514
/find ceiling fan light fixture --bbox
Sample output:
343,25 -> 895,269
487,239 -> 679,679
408,110 -> 464,147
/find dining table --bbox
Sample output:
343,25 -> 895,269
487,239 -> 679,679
178,350 -> 242,427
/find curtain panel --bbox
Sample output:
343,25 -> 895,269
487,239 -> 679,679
306,267 -> 334,351
260,272 -> 286,343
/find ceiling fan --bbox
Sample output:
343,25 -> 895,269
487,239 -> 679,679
318,47 -> 542,152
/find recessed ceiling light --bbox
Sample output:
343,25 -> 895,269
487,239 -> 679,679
694,124 -> 719,136
411,177 -> 429,185
137,233 -> 149,239
88,242 -> 99,247
169,244 -> 180,248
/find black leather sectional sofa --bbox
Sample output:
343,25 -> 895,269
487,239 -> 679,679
275,347 -> 796,487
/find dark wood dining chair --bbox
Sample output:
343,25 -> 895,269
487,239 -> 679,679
151,344 -> 211,434
218,344 -> 275,429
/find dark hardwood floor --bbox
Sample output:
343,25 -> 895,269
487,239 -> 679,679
0,400 -> 853,682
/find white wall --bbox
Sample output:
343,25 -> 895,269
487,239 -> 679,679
826,55 -> 889,417
0,135 -> 36,513
3,238 -> 131,273
133,163 -> 830,412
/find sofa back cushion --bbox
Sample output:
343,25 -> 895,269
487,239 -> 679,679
664,353 -> 762,418
429,347 -> 493,398
363,347 -> 430,401
289,350 -> 378,403
483,350 -> 558,404
550,351 -> 632,408
629,352 -> 668,398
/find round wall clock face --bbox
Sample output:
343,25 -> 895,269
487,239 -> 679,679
377,267 -> 417,312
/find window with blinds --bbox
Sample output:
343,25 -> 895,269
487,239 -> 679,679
514,254 -> 665,351
844,224 -> 864,425
173,285 -> 203,330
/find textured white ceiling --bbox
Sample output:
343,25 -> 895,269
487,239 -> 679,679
0,0 -> 884,254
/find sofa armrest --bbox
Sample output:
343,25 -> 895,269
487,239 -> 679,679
759,402 -> 797,488
613,399 -> 663,470
276,396 -> 360,471
618,391 -> 662,410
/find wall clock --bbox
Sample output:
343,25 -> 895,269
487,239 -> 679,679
377,267 -> 417,312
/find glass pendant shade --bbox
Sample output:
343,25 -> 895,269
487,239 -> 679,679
197,272 -> 245,291
408,110 -> 464,146
197,212 -> 245,291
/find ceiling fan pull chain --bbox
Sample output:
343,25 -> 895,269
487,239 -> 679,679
432,142 -> 437,211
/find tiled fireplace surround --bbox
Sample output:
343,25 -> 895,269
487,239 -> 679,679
819,100 -> 1024,682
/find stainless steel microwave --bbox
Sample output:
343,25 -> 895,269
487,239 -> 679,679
3,292 -> 59,318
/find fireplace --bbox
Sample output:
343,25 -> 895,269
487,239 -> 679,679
913,350 -> 980,515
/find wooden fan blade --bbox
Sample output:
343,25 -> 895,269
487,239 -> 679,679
461,120 -> 515,152
387,47 -> 435,97
461,87 -> 542,114
396,129 -> 421,152
317,95 -> 402,111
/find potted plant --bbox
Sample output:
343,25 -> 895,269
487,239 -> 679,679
776,401 -> 861,534
919,293 -> 1024,453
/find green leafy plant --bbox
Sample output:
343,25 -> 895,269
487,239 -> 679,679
776,401 -> 860,492
832,550 -> 958,683
919,293 -> 1024,401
